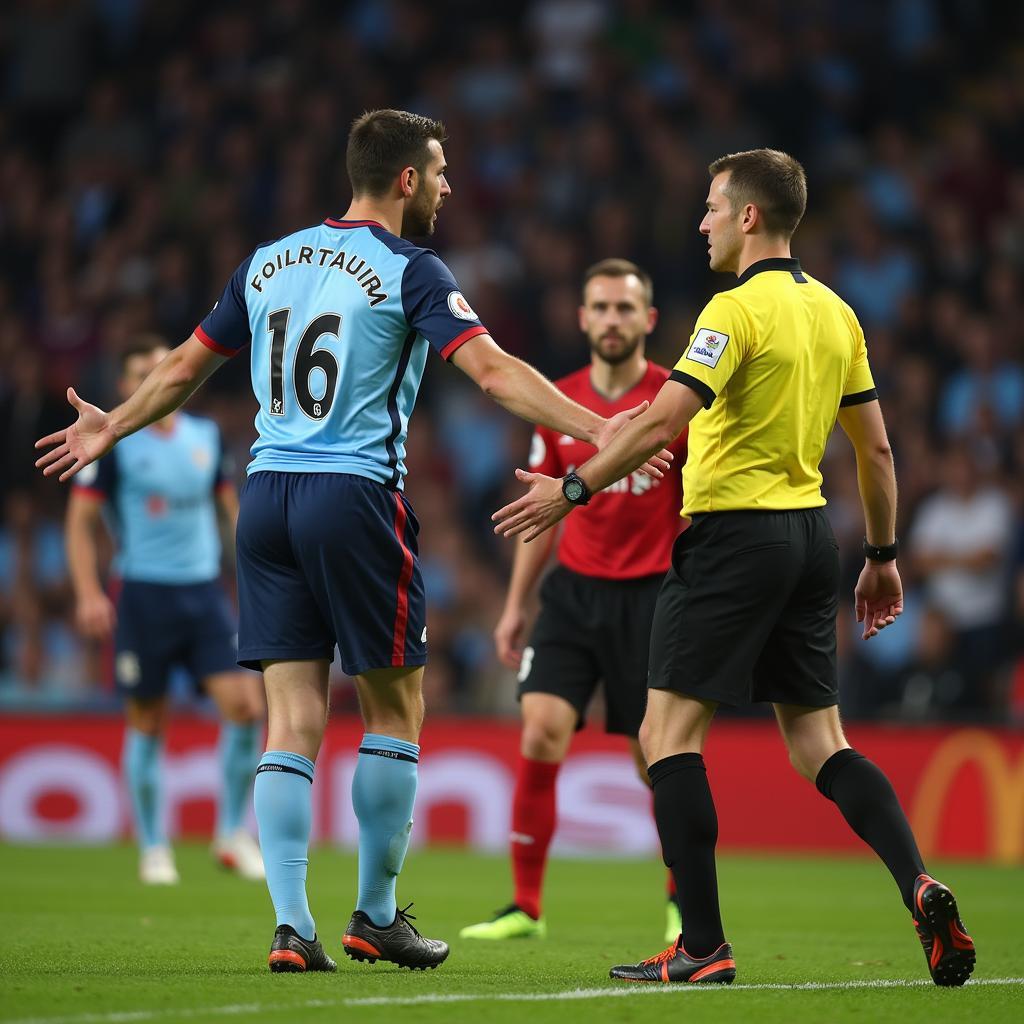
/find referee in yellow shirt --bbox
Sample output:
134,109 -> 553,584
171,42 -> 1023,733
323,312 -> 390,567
493,149 -> 976,988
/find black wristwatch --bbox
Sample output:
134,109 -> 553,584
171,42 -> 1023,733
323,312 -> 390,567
561,471 -> 592,506
863,537 -> 899,562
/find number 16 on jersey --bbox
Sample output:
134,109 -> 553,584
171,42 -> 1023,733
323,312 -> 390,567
267,308 -> 343,421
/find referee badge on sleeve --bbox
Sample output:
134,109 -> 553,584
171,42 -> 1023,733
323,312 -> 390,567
686,328 -> 730,369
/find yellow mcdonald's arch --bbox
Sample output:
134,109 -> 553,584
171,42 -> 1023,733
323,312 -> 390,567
910,729 -> 1024,864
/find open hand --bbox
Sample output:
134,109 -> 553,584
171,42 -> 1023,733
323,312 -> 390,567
493,469 -> 571,543
855,561 -> 904,640
35,388 -> 118,482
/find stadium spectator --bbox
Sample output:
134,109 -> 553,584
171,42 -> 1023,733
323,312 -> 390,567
937,316 -> 1024,438
909,442 -> 1015,712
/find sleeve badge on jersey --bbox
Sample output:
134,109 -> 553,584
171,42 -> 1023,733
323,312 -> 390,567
447,291 -> 478,321
686,328 -> 730,369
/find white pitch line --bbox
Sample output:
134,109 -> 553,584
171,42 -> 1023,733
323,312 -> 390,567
7,978 -> 1023,1024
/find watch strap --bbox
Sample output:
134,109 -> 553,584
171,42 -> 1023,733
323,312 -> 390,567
863,537 -> 899,562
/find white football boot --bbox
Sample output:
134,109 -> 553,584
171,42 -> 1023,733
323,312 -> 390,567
139,845 -> 180,885
212,829 -> 266,880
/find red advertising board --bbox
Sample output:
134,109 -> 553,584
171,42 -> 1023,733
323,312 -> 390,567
0,716 -> 1020,862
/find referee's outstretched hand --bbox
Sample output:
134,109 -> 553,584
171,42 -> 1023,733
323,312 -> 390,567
492,469 -> 571,543
34,388 -> 118,483
593,401 -> 673,479
854,561 -> 904,640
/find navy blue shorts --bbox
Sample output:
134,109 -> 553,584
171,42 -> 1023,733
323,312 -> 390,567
235,471 -> 427,676
114,579 -> 239,698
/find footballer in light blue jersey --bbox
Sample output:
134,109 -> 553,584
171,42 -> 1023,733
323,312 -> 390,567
66,340 -> 266,886
74,412 -> 229,584
196,218 -> 486,489
39,110 -> 653,971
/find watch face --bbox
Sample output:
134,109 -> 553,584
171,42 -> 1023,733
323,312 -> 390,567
564,479 -> 584,502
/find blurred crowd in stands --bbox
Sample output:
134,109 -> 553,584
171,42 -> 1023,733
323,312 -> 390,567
2,0 -> 1023,722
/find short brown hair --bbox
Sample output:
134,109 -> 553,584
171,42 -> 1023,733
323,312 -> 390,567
582,258 -> 653,306
708,149 -> 807,238
119,334 -> 169,373
346,109 -> 447,198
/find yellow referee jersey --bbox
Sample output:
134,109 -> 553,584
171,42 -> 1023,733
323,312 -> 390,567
671,257 -> 876,516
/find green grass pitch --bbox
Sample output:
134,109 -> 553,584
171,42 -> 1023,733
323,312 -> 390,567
1,844 -> 1020,1024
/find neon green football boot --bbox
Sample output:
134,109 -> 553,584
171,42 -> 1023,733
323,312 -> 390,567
664,898 -> 682,944
459,904 -> 547,940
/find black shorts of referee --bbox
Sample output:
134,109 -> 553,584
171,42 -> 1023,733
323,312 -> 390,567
649,508 -> 839,707
517,566 -> 663,735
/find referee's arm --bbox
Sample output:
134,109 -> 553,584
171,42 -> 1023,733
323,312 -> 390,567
492,381 -> 700,542
573,379 -> 702,496
836,399 -> 897,548
837,398 -> 903,640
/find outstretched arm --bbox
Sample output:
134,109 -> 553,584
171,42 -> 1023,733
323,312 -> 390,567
492,380 -> 702,542
451,335 -> 671,477
36,335 -> 227,482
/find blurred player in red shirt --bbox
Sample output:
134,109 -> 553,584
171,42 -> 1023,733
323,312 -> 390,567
461,259 -> 688,942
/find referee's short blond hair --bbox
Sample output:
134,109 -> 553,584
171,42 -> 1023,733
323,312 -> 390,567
708,149 -> 807,239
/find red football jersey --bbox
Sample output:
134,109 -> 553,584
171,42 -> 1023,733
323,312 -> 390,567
528,361 -> 688,579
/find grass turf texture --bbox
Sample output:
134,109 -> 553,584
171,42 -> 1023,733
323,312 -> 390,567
1,845 -> 1019,1024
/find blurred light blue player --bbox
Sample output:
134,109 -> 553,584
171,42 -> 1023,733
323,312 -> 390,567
66,338 -> 265,885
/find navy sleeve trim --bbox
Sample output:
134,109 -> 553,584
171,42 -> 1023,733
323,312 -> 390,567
669,370 -> 716,409
839,388 -> 879,407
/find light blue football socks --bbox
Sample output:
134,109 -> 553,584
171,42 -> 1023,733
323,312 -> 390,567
254,750 -> 316,940
217,720 -> 261,838
122,728 -> 164,850
352,733 -> 420,928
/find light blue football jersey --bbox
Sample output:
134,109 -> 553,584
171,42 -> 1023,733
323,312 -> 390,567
196,218 -> 487,489
72,414 -> 230,584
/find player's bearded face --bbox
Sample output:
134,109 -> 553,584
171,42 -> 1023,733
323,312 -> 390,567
402,145 -> 449,239
404,177 -> 438,237
587,327 -> 643,365
581,275 -> 651,365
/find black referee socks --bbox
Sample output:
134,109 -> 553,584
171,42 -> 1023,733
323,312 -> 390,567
815,748 -> 926,912
649,753 -> 725,958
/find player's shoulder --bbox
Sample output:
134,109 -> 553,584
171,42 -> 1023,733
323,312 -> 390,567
317,217 -> 432,268
797,271 -> 863,333
356,228 -> 461,296
798,268 -> 844,301
822,282 -> 862,327
696,287 -> 752,332
645,361 -> 672,383
244,230 -> 294,265
363,224 -> 436,264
